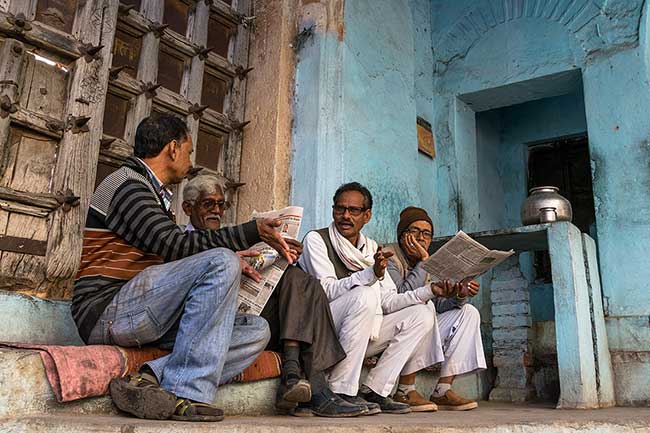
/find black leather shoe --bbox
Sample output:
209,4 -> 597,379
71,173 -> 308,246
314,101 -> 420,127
310,389 -> 366,418
337,393 -> 381,415
275,378 -> 311,413
359,390 -> 411,414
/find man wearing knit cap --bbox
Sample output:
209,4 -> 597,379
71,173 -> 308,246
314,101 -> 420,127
383,206 -> 487,411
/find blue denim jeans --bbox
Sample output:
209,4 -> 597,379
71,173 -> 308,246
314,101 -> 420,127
88,248 -> 270,403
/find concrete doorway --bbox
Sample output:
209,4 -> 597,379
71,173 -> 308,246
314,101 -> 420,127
456,70 -> 591,403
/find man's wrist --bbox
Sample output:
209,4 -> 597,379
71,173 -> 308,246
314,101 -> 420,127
243,220 -> 262,246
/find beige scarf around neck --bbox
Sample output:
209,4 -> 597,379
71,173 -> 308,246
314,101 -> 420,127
328,223 -> 384,341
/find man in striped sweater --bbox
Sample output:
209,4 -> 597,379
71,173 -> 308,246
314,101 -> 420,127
73,113 -> 294,422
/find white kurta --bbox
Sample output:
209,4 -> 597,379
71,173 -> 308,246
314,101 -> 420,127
301,230 -> 446,396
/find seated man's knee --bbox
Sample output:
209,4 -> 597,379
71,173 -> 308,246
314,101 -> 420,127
461,303 -> 481,323
250,315 -> 271,349
409,304 -> 436,331
192,248 -> 241,301
211,247 -> 242,282
351,285 -> 379,317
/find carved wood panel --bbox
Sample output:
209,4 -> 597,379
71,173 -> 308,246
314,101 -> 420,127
1,126 -> 58,193
0,0 -> 119,297
0,0 -> 251,298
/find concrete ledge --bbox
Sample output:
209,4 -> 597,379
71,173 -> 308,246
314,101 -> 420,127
0,292 -> 83,346
0,291 -> 490,417
0,347 -> 489,418
0,348 -> 280,417
2,403 -> 650,433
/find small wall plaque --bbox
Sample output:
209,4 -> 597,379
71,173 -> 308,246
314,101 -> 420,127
417,116 -> 435,158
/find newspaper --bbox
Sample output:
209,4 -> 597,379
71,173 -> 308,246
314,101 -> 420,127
420,230 -> 514,282
236,206 -> 303,315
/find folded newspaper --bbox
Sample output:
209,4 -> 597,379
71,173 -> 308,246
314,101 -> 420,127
237,206 -> 303,315
420,230 -> 514,282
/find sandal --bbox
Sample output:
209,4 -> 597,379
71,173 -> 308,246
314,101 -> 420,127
171,398 -> 225,422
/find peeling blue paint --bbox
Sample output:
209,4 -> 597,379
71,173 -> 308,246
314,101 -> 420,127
292,0 -> 433,243
291,0 -> 650,405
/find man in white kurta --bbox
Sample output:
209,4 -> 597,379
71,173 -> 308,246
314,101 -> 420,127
300,182 -> 457,414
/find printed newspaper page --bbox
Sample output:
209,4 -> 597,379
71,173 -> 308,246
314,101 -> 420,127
420,230 -> 514,282
237,206 -> 303,315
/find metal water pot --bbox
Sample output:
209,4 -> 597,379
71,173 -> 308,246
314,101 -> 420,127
521,186 -> 572,225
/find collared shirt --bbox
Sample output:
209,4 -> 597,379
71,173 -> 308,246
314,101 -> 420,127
136,157 -> 174,212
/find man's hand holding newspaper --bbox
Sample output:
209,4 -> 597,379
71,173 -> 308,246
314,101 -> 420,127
238,206 -> 304,315
255,218 -> 295,264
421,230 -> 514,288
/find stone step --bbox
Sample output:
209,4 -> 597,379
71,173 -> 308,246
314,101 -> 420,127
0,291 -> 493,418
0,347 -> 490,418
0,347 -> 278,417
2,403 -> 650,433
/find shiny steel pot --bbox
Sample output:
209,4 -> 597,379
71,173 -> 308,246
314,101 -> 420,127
521,186 -> 572,225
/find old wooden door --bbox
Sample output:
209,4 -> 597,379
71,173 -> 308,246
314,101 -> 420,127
0,0 -> 252,298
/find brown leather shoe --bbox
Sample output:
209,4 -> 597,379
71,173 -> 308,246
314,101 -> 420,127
394,390 -> 438,412
430,390 -> 478,411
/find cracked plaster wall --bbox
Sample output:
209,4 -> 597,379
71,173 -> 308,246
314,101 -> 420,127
289,0 -> 649,404
291,0 -> 435,242
237,0 -> 299,220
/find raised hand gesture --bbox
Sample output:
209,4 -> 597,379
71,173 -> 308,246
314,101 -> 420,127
373,246 -> 394,279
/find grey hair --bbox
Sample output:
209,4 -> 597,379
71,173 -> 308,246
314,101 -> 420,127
183,174 -> 225,203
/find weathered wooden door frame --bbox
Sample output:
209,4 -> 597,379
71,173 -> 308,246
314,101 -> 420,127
0,0 -> 253,297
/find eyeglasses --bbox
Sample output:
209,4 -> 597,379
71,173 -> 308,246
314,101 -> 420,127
332,205 -> 367,216
200,199 -> 230,211
405,227 -> 433,239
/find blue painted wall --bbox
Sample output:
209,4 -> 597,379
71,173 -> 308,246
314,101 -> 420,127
428,0 -> 650,405
412,0 -> 436,220
476,92 -> 588,230
291,0 -> 650,404
292,0 -> 434,243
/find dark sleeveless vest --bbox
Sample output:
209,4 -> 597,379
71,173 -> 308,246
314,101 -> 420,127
313,228 -> 353,279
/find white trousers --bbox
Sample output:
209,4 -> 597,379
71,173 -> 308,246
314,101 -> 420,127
436,303 -> 487,378
328,287 -> 486,397
327,286 -> 378,396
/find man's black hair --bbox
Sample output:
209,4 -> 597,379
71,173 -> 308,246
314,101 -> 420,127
333,182 -> 373,209
134,113 -> 189,158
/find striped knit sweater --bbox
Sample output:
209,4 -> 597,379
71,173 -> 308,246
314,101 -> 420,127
73,157 -> 259,342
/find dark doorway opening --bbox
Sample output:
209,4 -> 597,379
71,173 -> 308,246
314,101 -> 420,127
527,134 -> 596,282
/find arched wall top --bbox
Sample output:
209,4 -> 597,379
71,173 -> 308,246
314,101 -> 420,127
433,0 -> 644,75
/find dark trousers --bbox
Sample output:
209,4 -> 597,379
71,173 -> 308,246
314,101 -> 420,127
261,265 -> 346,376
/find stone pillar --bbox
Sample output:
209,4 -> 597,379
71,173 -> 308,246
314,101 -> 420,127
489,255 -> 536,402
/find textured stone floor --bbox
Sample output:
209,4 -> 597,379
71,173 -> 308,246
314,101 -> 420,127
3,402 -> 650,433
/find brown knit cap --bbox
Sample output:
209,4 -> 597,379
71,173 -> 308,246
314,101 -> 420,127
397,206 -> 433,240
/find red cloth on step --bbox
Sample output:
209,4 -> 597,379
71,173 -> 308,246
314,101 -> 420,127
0,343 -> 280,402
